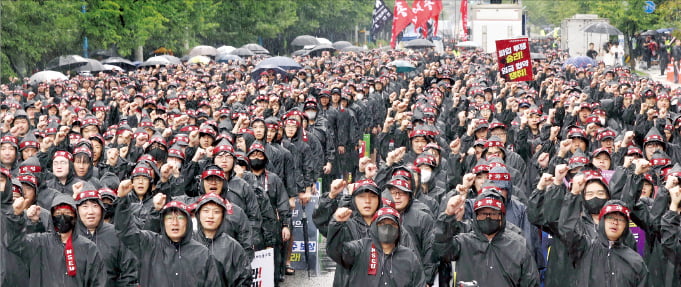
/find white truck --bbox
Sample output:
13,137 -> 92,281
470,3 -> 525,53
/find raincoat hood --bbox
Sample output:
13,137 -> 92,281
160,201 -> 193,246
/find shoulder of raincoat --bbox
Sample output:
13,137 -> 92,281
432,212 -> 540,287
76,220 -> 139,287
5,197 -> 106,287
114,196 -> 224,286
194,215 -> 252,287
327,218 -> 426,287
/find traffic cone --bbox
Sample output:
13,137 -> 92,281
667,63 -> 675,82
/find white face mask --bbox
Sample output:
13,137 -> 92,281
355,93 -> 364,101
420,170 -> 432,183
305,111 -> 317,120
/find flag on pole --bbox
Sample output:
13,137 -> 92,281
371,0 -> 393,40
411,0 -> 429,38
460,0 -> 468,39
391,0 -> 413,48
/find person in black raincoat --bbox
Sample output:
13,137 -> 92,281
114,189 -> 223,287
0,168 -> 32,286
559,190 -> 647,287
433,190 -> 540,287
5,194 -> 106,286
192,193 -> 252,287
74,186 -> 139,287
72,146 -> 103,189
327,205 -> 425,287
45,150 -> 85,195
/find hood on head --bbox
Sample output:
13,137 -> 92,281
160,201 -> 193,245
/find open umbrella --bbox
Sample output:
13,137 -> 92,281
563,56 -> 596,68
657,28 -> 675,34
242,43 -> 270,55
388,60 -> 416,73
257,56 -> 301,71
404,39 -> 435,49
340,46 -> 368,53
308,44 -> 335,56
291,35 -> 320,47
102,64 -> 125,73
188,55 -> 211,64
139,56 -> 171,67
29,71 -> 68,85
231,47 -> 255,57
216,46 -> 236,55
583,22 -> 622,35
216,54 -> 243,63
188,45 -> 218,57
76,59 -> 106,72
46,55 -> 89,70
161,55 -> 182,65
251,65 -> 288,81
332,41 -> 353,50
291,49 -> 311,56
102,57 -> 136,69
316,38 -> 332,45
455,41 -> 480,48
641,30 -> 658,36
91,49 -> 118,58
531,53 -> 547,60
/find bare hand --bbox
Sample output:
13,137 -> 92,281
444,195 -> 466,217
118,179 -> 133,198
329,179 -> 346,199
537,173 -> 555,190
570,174 -> 586,195
333,207 -> 353,222
634,159 -> 651,175
153,193 -> 167,211
26,205 -> 41,222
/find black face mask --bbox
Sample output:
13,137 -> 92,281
52,214 -> 76,233
584,197 -> 608,214
250,158 -> 267,171
477,218 -> 501,235
148,148 -> 168,164
102,203 -> 115,219
377,224 -> 399,244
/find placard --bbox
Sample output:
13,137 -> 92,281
251,249 -> 275,287
290,196 -> 320,275
495,38 -> 533,82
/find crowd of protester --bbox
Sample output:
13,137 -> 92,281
1,39 -> 681,287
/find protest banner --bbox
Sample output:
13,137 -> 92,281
251,249 -> 275,287
496,38 -> 533,82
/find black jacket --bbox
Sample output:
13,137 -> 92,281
559,197 -> 647,287
75,219 -> 139,287
327,217 -> 426,287
6,195 -> 106,286
432,212 -> 540,287
115,196 -> 223,286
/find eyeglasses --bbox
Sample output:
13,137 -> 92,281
476,211 -> 503,220
490,132 -> 507,137
604,214 -> 627,225
164,214 -> 187,221
584,190 -> 608,197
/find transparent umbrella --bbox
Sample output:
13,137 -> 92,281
188,45 -> 218,57
46,55 -> 89,70
291,35 -> 320,47
29,71 -> 68,85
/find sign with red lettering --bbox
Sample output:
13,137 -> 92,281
496,38 -> 533,82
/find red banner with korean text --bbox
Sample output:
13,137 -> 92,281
496,38 -> 533,82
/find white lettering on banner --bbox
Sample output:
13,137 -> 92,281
291,241 -> 317,252
512,42 -> 526,52
501,65 -> 515,74
515,60 -> 529,70
251,249 -> 274,287
498,47 -> 512,57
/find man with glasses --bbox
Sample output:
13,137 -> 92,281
559,178 -> 647,286
115,186 -> 223,286
433,189 -> 539,286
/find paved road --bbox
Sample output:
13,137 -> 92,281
281,269 -> 335,287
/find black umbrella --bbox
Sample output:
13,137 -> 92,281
231,47 -> 255,57
46,55 -> 89,70
340,46 -> 368,53
251,65 -> 288,81
404,39 -> 435,49
91,49 -> 119,58
257,56 -> 301,70
242,43 -> 270,55
291,35 -> 319,47
641,30 -> 658,36
307,44 -> 335,56
76,59 -> 106,72
102,57 -> 136,70
332,41 -> 353,50
583,22 -> 622,35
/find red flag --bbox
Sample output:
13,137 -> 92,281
391,0 -> 413,48
422,0 -> 442,37
411,0 -> 429,38
460,0 -> 468,39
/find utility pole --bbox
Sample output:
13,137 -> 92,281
82,0 -> 88,58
